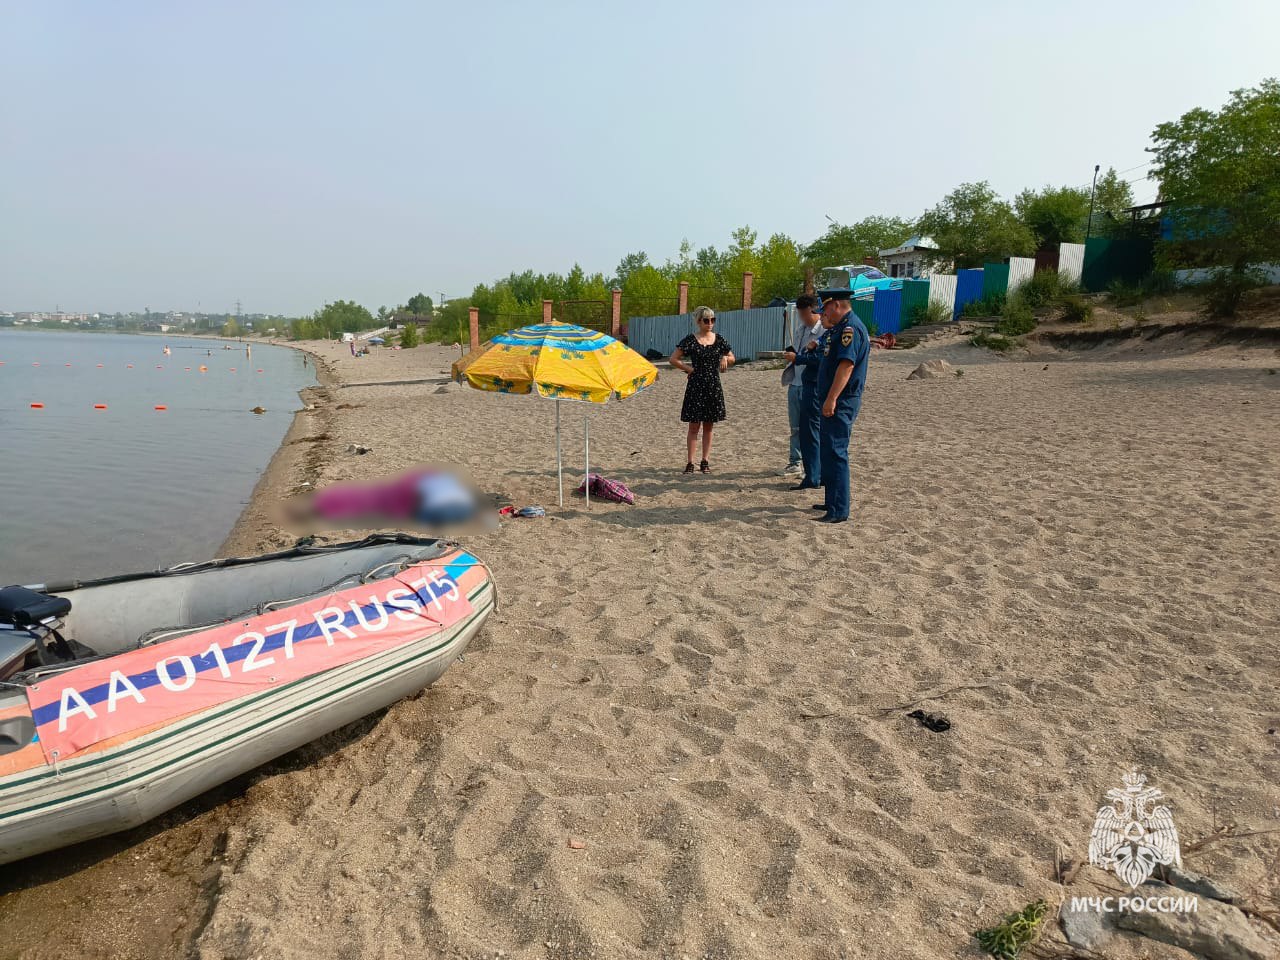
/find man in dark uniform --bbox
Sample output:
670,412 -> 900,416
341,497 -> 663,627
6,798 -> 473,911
813,289 -> 871,523
788,321 -> 827,490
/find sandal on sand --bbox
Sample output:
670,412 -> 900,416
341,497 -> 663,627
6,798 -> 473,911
700,460 -> 710,474
683,462 -> 695,474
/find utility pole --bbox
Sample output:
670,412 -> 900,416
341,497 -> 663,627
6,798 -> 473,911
1085,164 -> 1101,242
235,299 -> 242,318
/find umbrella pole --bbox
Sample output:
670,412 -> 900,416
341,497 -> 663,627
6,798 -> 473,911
556,399 -> 563,508
584,413 -> 590,508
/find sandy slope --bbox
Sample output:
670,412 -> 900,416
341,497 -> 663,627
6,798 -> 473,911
3,333 -> 1278,960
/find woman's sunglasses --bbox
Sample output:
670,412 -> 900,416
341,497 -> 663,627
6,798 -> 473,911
699,317 -> 716,324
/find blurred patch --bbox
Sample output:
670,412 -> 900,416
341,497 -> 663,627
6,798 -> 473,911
278,465 -> 485,535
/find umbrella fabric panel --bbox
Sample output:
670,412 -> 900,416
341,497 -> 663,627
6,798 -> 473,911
462,323 -> 657,402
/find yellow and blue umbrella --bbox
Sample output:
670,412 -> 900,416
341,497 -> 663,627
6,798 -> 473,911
455,322 -> 658,505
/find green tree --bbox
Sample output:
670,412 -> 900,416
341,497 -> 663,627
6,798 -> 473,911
916,181 -> 1036,269
1088,167 -> 1136,237
802,215 -> 914,266
1015,185 -> 1091,247
310,300 -> 377,339
613,251 -> 651,287
222,317 -> 241,337
399,321 -> 419,348
1149,79 -> 1280,313
406,293 -> 433,315
754,233 -> 805,304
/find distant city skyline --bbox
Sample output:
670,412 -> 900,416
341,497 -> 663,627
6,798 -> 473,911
4,1 -> 1278,314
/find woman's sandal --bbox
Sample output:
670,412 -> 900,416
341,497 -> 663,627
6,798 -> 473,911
699,460 -> 710,474
683,462 -> 695,474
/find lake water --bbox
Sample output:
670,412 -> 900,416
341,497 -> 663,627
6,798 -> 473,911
0,330 -> 316,586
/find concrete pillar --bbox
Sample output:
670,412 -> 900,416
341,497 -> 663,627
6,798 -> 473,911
468,307 -> 480,353
542,299 -> 553,323
742,271 -> 754,310
678,281 -> 689,315
611,288 -> 622,338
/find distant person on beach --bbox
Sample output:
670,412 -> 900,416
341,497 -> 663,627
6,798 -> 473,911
670,305 -> 734,474
812,289 -> 870,524
781,294 -> 824,478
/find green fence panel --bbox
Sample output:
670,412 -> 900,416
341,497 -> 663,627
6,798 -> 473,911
900,279 -> 930,327
982,262 -> 1010,301
1082,236 -> 1155,291
852,297 -> 876,335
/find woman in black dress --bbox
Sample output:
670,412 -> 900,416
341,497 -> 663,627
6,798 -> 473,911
669,306 -> 735,473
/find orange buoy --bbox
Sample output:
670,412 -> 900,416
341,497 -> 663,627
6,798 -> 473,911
198,365 -> 208,373
93,403 -> 107,410
127,363 -> 134,368
96,363 -> 104,368
154,404 -> 168,411
30,402 -> 44,409
229,367 -> 237,372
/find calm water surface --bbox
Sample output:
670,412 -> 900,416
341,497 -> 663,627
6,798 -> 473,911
0,331 -> 315,585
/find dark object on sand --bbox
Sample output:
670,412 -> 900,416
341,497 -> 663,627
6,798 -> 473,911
645,348 -> 665,361
907,709 -> 951,733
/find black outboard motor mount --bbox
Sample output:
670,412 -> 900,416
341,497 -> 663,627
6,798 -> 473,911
0,586 -> 74,663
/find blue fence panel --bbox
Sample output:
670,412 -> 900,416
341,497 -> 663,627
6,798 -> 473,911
954,268 -> 985,318
873,288 -> 903,335
627,307 -> 785,362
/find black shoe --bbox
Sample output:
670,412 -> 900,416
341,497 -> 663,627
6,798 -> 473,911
811,504 -> 829,511
789,482 -> 819,490
700,460 -> 710,474
818,515 -> 848,524
683,462 -> 695,474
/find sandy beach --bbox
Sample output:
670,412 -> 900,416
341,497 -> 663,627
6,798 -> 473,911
2,311 -> 1279,959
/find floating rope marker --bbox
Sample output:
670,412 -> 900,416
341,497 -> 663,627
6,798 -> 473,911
30,402 -> 44,409
93,404 -> 107,410
154,405 -> 167,411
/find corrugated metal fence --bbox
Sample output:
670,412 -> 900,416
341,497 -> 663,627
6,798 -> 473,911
1058,243 -> 1084,284
627,306 -> 786,362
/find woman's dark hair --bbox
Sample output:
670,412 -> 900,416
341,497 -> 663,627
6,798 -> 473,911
796,294 -> 819,310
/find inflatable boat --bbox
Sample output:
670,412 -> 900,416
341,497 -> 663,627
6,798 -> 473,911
0,534 -> 494,866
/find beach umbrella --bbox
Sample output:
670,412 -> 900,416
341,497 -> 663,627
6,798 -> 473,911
368,336 -> 386,345
456,321 -> 658,506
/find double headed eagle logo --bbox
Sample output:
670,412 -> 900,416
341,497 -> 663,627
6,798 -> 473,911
1088,770 -> 1182,889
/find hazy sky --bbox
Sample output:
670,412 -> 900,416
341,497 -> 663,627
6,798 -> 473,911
4,1 -> 1278,315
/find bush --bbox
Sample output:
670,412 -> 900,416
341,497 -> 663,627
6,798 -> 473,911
995,295 -> 1036,336
970,332 -> 1014,352
1059,294 -> 1093,324
908,299 -> 953,327
1107,280 -> 1145,307
1201,267 -> 1264,318
399,322 -> 419,348
961,292 -> 1006,318
1019,270 -> 1062,308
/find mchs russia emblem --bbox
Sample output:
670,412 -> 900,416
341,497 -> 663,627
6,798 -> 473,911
1088,770 -> 1182,890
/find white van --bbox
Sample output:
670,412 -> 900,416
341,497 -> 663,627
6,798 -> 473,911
341,332 -> 355,343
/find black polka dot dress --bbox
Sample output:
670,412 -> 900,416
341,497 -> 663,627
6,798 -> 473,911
677,333 -> 731,423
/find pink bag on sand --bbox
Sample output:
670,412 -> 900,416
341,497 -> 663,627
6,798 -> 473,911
575,474 -> 635,504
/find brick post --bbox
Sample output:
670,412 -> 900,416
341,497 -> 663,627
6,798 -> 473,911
611,288 -> 622,338
742,271 -> 754,309
468,307 -> 480,353
542,299 -> 553,323
678,281 -> 689,315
